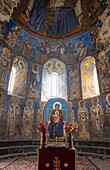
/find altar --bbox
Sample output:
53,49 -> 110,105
38,147 -> 76,170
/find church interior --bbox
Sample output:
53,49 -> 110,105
0,0 -> 110,169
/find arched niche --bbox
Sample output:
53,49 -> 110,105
41,59 -> 67,101
81,56 -> 100,99
8,56 -> 28,97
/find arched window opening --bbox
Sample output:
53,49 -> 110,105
8,67 -> 16,94
81,56 -> 100,99
7,56 -> 28,97
51,72 -> 58,97
93,67 -> 100,95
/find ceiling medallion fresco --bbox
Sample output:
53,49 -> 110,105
11,0 -> 108,39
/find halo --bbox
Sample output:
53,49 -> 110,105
45,61 -> 53,70
32,63 -> 39,70
98,50 -> 106,60
11,97 -> 19,103
26,99 -> 33,106
11,97 -> 16,103
102,64 -> 107,70
18,60 -> 25,69
3,47 -> 11,59
91,97 -> 99,104
0,91 -> 4,101
53,102 -> 62,110
83,60 -> 91,68
27,37 -> 33,43
68,101 -> 72,109
13,57 -> 18,63
3,59 -> 8,67
55,61 -> 62,70
78,100 -> 86,107
91,57 -> 95,64
15,26 -> 19,30
106,93 -> 110,102
98,53 -> 102,60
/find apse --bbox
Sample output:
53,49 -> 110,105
0,0 -> 110,143
0,0 -> 110,163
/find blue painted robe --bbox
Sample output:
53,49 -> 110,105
48,109 -> 63,138
28,0 -> 79,36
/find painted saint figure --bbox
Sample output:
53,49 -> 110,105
12,60 -> 27,96
28,64 -> 40,98
0,47 -> 11,89
6,97 -> 20,139
98,50 -> 110,93
22,100 -> 34,139
78,100 -> 90,140
106,93 -> 110,125
90,97 -> 104,138
28,0 -> 79,36
0,91 -> 4,122
48,103 -> 63,138
69,65 -> 80,100
23,37 -> 35,57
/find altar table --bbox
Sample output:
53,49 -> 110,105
38,147 -> 75,170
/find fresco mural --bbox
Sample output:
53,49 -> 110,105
78,100 -> 90,140
11,0 -> 83,38
0,91 -> 110,140
37,104 -> 43,125
1,16 -> 109,65
28,62 -> 41,99
36,101 -> 47,137
41,59 -> 67,101
22,99 -> 34,139
68,64 -> 81,100
0,47 -> 11,90
6,25 -> 22,48
22,37 -> 37,58
90,97 -> 104,138
98,50 -> 110,94
0,0 -> 20,21
88,0 -> 108,25
0,0 -> 110,142
6,97 -> 20,139
0,94 -> 41,140
0,0 -> 109,64
8,56 -> 28,97
2,17 -> 110,66
1,20 -> 93,63
90,3 -> 110,53
10,0 -> 109,39
44,98 -> 71,122
0,91 -> 4,122
81,56 -> 100,99
106,93 -> 110,126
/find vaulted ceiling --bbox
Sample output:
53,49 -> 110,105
9,0 -> 108,39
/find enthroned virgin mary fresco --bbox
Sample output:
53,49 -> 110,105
43,98 -> 74,139
48,103 -> 64,138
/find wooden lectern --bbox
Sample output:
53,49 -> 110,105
38,147 -> 76,170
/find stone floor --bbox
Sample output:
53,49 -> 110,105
89,158 -> 110,170
0,158 -> 15,169
0,157 -> 110,170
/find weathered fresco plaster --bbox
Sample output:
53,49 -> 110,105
0,0 -> 110,140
